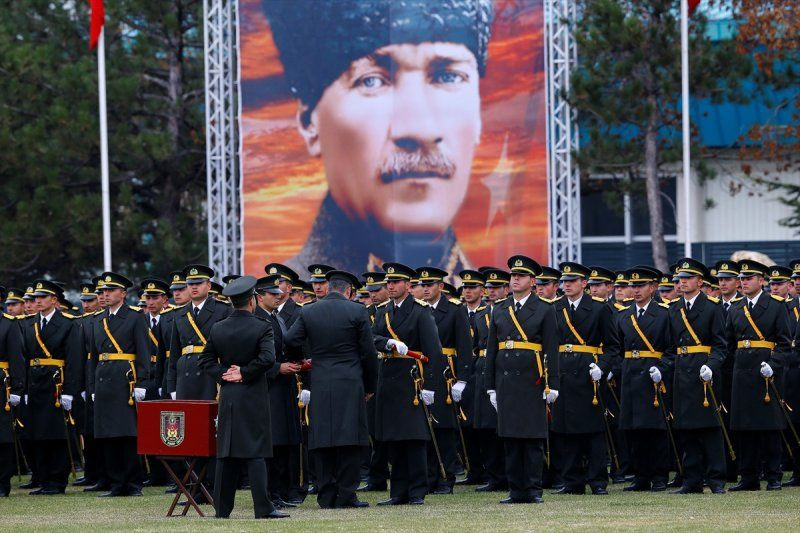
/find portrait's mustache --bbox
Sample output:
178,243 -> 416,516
379,151 -> 456,183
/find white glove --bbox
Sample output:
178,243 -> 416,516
607,371 -> 614,381
298,389 -> 311,407
699,365 -> 713,382
91,393 -> 95,402
61,394 -> 73,411
420,389 -> 435,406
8,394 -> 20,407
760,362 -> 773,378
170,392 -> 176,400
544,389 -> 559,404
386,339 -> 408,356
589,362 -> 602,382
451,381 -> 467,402
24,394 -> 28,405
487,390 -> 497,411
80,391 -> 87,401
649,366 -> 662,384
133,388 -> 146,402
158,387 -> 162,397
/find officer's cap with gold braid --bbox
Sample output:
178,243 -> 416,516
737,260 -> 768,278
362,272 -> 387,292
100,272 -> 134,290
382,262 -> 416,281
31,279 -> 63,298
713,260 -> 738,279
658,276 -> 675,290
183,264 -> 214,285
140,278 -> 170,296
23,285 -> 35,300
308,264 -> 335,283
674,258 -> 709,279
209,281 -> 224,295
442,282 -> 458,296
416,267 -> 448,284
482,268 -> 510,287
265,263 -> 298,283
507,255 -> 541,277
789,258 -> 800,279
222,274 -> 241,285
587,266 -> 615,285
558,262 -> 591,282
768,265 -> 793,283
169,270 -> 187,290
78,282 -> 97,301
256,274 -> 283,295
5,288 -> 25,303
535,266 -> 561,285
458,269 -> 485,287
626,266 -> 660,286
614,271 -> 629,286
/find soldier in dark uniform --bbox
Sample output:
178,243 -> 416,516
725,260 -> 792,491
4,288 -> 25,317
0,308 -> 24,497
198,276 -> 288,519
254,274 -> 303,509
485,255 -> 560,504
158,271 -> 190,400
535,266 -> 560,302
605,266 -> 675,492
284,270 -> 377,508
550,262 -> 615,496
307,264 -> 334,300
359,272 -> 390,492
372,262 -> 441,505
85,272 -> 149,497
139,278 -> 171,401
415,267 -> 472,494
21,280 -> 83,495
265,263 -> 302,328
667,259 -> 728,494
613,272 -> 634,304
786,259 -> 800,486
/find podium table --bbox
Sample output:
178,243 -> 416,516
137,400 -> 218,517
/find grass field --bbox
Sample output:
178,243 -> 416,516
2,475 -> 798,532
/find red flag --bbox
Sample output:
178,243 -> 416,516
89,0 -> 105,50
688,0 -> 701,15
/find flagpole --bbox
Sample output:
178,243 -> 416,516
681,0 -> 692,258
97,27 -> 112,271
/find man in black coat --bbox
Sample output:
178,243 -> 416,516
21,280 -> 83,495
0,310 -> 25,497
255,274 -> 303,508
668,259 -> 728,494
371,262 -> 442,506
86,272 -> 150,497
198,276 -> 287,519
786,259 -> 800,486
604,266 -> 675,493
550,262 -> 615,496
485,255 -> 560,504
416,267 -> 472,494
284,270 -> 377,508
724,260 -> 792,491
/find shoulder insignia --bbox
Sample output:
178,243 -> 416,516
614,303 -> 629,311
591,296 -> 605,303
377,300 -> 390,308
414,298 -> 429,307
623,297 -> 634,302
93,310 -> 104,316
771,294 -> 785,302
730,296 -> 743,303
61,312 -> 78,319
160,307 -> 174,315
448,297 -> 462,306
82,312 -> 94,317
706,296 -> 720,303
2,313 -> 12,320
128,305 -> 142,312
476,305 -> 487,312
669,298 -> 681,303
658,302 -> 670,309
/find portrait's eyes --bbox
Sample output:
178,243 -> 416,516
353,73 -> 390,91
430,68 -> 469,85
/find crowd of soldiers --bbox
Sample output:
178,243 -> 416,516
1,254 -> 799,510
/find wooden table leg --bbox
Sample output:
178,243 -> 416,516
161,457 -> 204,517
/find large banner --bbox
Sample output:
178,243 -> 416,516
240,0 -> 547,278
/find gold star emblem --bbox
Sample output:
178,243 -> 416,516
269,267 -> 277,274
591,270 -> 598,277
105,276 -> 112,282
464,273 -> 472,280
367,276 -> 374,283
741,263 -> 749,271
173,275 -> 180,281
682,262 -> 689,269
147,282 -> 155,289
422,270 -> 429,278
36,282 -> 43,289
514,259 -> 523,267
564,266 -> 572,273
314,268 -> 322,275
490,273 -> 498,280
631,272 -> 640,280
387,267 -> 395,274
617,274 -> 624,280
82,287 -> 89,294
721,263 -> 728,270
772,270 -> 779,277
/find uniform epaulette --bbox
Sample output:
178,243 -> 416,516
706,296 -> 720,304
2,313 -> 12,320
448,297 -> 462,306
128,305 -> 142,312
591,296 -> 605,303
657,302 -> 670,309
297,301 -> 307,307
377,300 -> 390,308
94,310 -> 104,316
414,298 -> 429,307
785,296 -> 793,303
623,297 -> 634,302
82,312 -> 94,318
61,312 -> 79,319
669,298 -> 681,304
730,296 -> 744,303
614,303 -> 630,311
770,294 -> 785,302
160,305 -> 181,315
476,305 -> 487,312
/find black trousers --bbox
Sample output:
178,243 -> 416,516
785,427 -> 800,477
99,437 -> 142,494
33,439 -> 70,491
0,442 -> 12,493
367,440 -> 389,486
215,457 -> 274,519
626,429 -> 668,486
608,423 -> 630,477
268,445 -> 295,500
678,427 -> 726,490
386,440 -> 427,500
474,429 -> 506,486
21,438 -> 39,483
555,431 -> 608,491
737,430 -> 782,484
461,426 -> 486,481
287,437 -> 308,500
313,445 -> 362,508
427,428 -> 458,490
504,437 -> 544,501
82,433 -> 103,484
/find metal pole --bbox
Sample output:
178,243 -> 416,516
98,28 -> 112,271
681,0 -> 692,258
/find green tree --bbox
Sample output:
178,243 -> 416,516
0,0 -> 206,292
569,0 -> 751,270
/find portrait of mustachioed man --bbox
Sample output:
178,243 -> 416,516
240,0 -> 548,277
